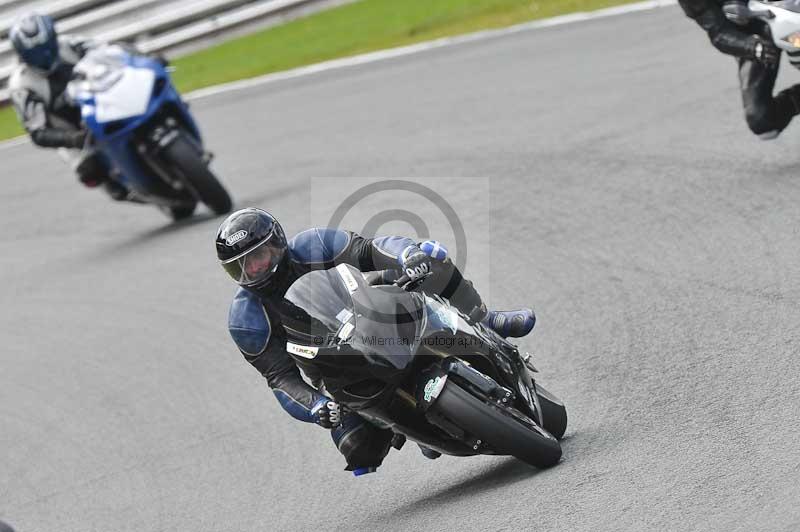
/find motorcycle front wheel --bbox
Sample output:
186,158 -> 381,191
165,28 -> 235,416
433,380 -> 562,468
160,133 -> 232,215
535,383 -> 568,440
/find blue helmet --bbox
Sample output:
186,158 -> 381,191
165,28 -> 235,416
9,13 -> 59,72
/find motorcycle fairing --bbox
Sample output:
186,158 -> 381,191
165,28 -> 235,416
68,47 -> 202,193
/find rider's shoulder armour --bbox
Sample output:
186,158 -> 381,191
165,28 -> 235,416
8,37 -> 86,106
8,63 -> 48,102
228,287 -> 271,356
288,228 -> 351,265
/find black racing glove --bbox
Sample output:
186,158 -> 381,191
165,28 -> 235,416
749,36 -> 780,66
312,399 -> 342,429
395,245 -> 432,291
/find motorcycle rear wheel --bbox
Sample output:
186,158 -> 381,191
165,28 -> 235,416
161,133 -> 232,215
434,380 -> 562,468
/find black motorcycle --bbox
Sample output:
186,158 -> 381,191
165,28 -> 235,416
279,264 -> 568,468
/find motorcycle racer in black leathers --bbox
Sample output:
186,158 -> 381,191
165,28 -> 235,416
8,12 -> 128,199
216,208 -> 537,475
678,0 -> 800,138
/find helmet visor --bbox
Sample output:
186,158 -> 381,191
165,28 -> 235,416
221,238 -> 285,286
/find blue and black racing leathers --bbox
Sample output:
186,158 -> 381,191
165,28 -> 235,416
227,228 -> 486,471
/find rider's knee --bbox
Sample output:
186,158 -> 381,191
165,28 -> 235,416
746,114 -> 782,140
756,130 -> 781,141
744,100 -> 788,139
744,106 -> 777,136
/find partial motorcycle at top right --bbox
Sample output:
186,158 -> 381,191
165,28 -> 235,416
726,0 -> 800,58
280,264 -> 567,470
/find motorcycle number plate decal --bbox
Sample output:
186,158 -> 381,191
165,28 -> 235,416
286,342 -> 319,359
336,264 -> 359,293
423,375 -> 448,403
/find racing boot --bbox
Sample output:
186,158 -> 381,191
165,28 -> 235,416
482,308 -> 536,339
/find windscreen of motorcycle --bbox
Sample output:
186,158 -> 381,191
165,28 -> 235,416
282,265 -> 426,368
69,45 -> 154,123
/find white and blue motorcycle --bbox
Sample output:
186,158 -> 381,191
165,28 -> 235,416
67,45 -> 232,220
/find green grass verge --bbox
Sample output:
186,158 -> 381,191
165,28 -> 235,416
172,0 -> 637,92
0,106 -> 22,140
0,0 -> 636,141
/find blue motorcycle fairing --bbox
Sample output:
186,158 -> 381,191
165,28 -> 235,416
74,52 -> 202,192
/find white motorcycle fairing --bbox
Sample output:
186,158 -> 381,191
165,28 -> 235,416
750,0 -> 800,67
68,45 -> 155,123
93,67 -> 155,123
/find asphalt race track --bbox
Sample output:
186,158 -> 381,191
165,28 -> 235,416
3,5 -> 800,531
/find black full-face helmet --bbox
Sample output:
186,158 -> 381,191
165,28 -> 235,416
216,208 -> 290,298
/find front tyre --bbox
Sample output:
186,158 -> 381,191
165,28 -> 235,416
434,380 -> 562,468
161,133 -> 232,215
169,203 -> 197,221
535,383 -> 568,440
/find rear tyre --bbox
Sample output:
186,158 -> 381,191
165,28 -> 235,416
161,133 -> 232,215
535,384 -> 568,440
433,380 -> 562,468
